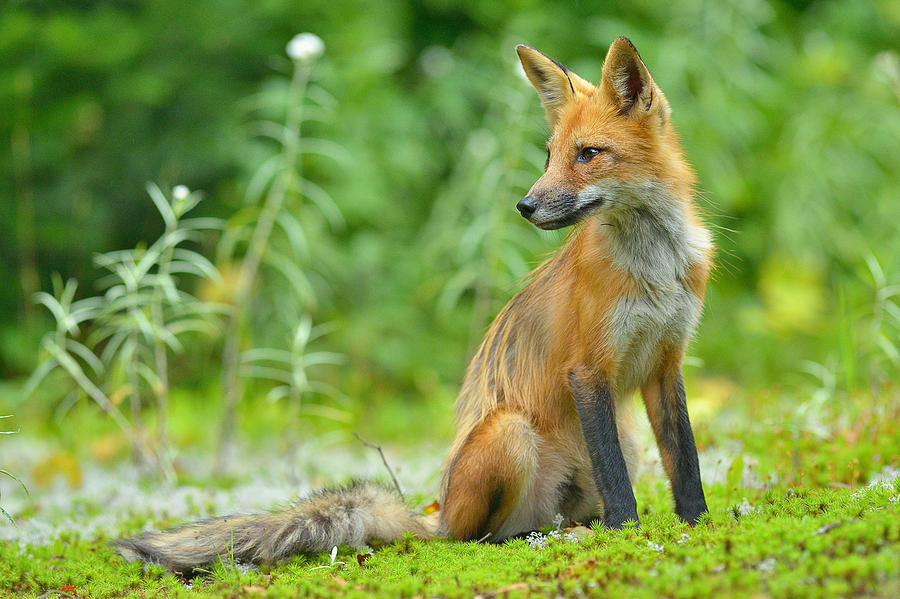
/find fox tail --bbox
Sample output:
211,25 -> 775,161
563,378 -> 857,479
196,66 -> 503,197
114,481 -> 437,576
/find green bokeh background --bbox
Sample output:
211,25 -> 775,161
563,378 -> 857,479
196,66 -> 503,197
2,0 -> 899,417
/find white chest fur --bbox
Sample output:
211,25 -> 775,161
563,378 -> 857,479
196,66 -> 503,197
608,285 -> 701,394
598,188 -> 709,394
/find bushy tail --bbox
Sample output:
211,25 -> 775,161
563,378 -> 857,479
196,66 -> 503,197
114,482 -> 437,576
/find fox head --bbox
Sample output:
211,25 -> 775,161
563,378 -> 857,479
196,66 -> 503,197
515,37 -> 692,230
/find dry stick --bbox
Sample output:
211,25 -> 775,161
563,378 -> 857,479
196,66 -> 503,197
352,432 -> 404,500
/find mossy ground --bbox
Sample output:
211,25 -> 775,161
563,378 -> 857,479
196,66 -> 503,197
1,381 -> 899,598
2,479 -> 898,598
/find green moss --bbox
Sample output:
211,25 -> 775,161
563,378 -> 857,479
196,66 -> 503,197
2,477 -> 898,599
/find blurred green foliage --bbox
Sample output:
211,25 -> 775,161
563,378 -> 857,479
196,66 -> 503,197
2,0 -> 900,410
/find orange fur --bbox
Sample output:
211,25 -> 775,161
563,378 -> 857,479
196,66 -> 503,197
440,38 -> 712,538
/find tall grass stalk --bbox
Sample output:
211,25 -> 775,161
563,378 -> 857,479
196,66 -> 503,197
217,36 -> 323,467
146,183 -> 192,470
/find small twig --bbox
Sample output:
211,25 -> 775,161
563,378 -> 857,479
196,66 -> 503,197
476,532 -> 493,544
353,432 -> 403,500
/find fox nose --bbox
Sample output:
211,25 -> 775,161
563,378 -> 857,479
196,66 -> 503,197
516,196 -> 537,218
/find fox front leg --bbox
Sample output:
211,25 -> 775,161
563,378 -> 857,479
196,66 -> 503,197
641,363 -> 708,525
569,369 -> 639,528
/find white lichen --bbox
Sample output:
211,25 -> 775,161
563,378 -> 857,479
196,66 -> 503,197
647,541 -> 664,553
552,513 -> 565,530
758,557 -> 777,574
734,497 -> 757,517
525,531 -> 547,549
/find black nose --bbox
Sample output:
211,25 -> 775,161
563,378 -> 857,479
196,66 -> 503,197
516,196 -> 537,218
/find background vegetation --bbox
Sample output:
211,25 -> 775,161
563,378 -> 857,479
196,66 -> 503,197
0,0 -> 899,595
3,0 -> 898,392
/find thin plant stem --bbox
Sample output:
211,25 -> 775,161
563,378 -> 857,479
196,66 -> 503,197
152,310 -> 170,470
128,338 -> 146,468
152,223 -> 175,474
218,59 -> 311,467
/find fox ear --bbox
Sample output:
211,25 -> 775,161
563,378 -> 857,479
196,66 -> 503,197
600,37 -> 669,122
516,45 -> 578,128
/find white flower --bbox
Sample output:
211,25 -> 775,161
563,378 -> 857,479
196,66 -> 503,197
286,33 -> 324,63
172,185 -> 190,200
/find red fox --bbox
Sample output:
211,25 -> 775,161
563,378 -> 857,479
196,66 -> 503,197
116,37 -> 711,575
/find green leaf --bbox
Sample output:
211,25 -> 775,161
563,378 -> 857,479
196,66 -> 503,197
22,357 -> 59,399
300,351 -> 345,367
298,177 -> 344,229
244,155 -> 282,206
146,181 -> 176,231
264,250 -> 316,307
64,339 -> 104,376
241,348 -> 295,365
274,211 -> 309,259
297,138 -> 347,164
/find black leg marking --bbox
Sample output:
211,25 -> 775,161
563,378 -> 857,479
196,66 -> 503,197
569,371 -> 638,529
656,371 -> 708,525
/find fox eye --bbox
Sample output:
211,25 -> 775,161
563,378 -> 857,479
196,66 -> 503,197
576,147 -> 604,163
544,148 -> 550,171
